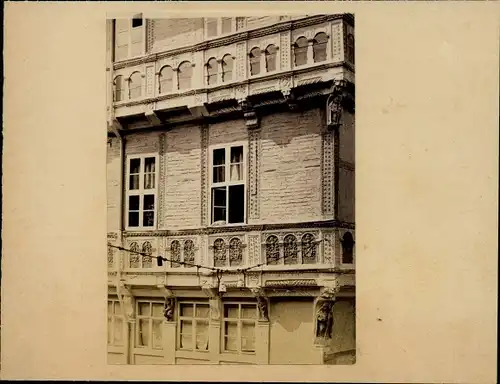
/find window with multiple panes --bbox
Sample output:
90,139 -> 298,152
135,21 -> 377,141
113,15 -> 145,62
178,61 -> 193,91
205,17 -> 234,39
113,75 -> 124,102
129,71 -> 142,99
313,32 -> 328,63
159,66 -> 173,94
265,45 -> 277,72
126,154 -> 158,229
221,54 -> 234,82
223,303 -> 257,353
210,144 -> 246,225
178,302 -> 210,351
207,57 -> 218,85
249,47 -> 261,76
108,299 -> 125,346
136,300 -> 164,350
294,37 -> 308,67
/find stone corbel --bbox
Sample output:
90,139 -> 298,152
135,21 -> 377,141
145,105 -> 162,126
250,287 -> 269,321
238,98 -> 259,129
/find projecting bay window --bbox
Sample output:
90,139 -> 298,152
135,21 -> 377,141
177,302 -> 210,351
210,144 -> 246,225
223,303 -> 257,354
126,154 -> 158,230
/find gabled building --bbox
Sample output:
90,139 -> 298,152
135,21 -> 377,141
107,14 -> 355,365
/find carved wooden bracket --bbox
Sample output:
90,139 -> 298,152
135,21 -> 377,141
326,80 -> 355,130
250,287 -> 269,321
281,89 -> 297,111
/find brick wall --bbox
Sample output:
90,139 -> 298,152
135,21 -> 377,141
208,119 -> 248,146
152,18 -> 204,53
107,137 -> 121,233
165,125 -> 202,229
259,108 -> 323,224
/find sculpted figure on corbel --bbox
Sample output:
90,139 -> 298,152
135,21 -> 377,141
281,89 -> 297,111
157,285 -> 176,322
315,282 -> 340,339
326,79 -> 355,129
238,98 -> 259,130
251,287 -> 269,322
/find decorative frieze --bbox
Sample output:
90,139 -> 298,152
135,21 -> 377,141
279,31 -> 291,71
248,128 -> 261,220
247,234 -> 261,265
200,125 -> 209,226
322,231 -> 335,264
236,42 -> 247,80
331,22 -> 342,62
158,133 -> 166,228
322,130 -> 335,216
146,65 -> 155,97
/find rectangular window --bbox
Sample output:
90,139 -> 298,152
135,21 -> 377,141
135,300 -> 164,350
210,144 -> 246,225
108,299 -> 125,347
205,17 -> 234,39
221,17 -> 232,34
126,154 -> 158,229
113,15 -> 144,62
222,303 -> 257,353
177,302 -> 210,351
206,18 -> 218,38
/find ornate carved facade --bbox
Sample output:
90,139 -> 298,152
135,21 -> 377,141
107,14 -> 355,366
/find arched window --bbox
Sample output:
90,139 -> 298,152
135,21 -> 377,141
283,235 -> 298,265
129,242 -> 140,268
213,238 -> 226,267
207,58 -> 218,86
159,66 -> 173,94
346,33 -> 355,64
294,37 -> 308,67
249,47 -> 261,76
129,72 -> 142,99
170,240 -> 181,268
313,32 -> 328,63
266,235 -> 280,265
229,238 -> 243,266
184,240 -> 195,265
178,61 -> 193,91
142,241 -> 153,268
265,44 -> 277,73
113,75 -> 124,102
341,232 -> 355,264
301,233 -> 317,264
222,54 -> 234,82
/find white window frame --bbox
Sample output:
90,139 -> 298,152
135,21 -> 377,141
176,301 -> 211,352
204,17 -> 237,40
134,300 -> 165,351
125,153 -> 159,231
221,301 -> 258,354
208,142 -> 247,227
113,14 -> 147,62
108,299 -> 126,347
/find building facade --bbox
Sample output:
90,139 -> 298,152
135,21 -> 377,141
106,14 -> 355,365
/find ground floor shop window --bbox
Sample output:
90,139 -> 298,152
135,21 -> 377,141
177,301 -> 210,351
135,300 -> 164,350
108,299 -> 125,346
223,302 -> 258,353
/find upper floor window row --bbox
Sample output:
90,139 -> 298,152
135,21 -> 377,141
113,61 -> 195,102
113,14 -> 145,62
249,45 -> 278,76
293,32 -> 329,67
205,17 -> 236,39
206,54 -> 234,86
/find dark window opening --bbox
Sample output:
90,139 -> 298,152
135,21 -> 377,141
228,185 -> 244,224
132,16 -> 143,28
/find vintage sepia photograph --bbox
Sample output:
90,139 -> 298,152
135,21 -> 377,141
106,14 -> 355,365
